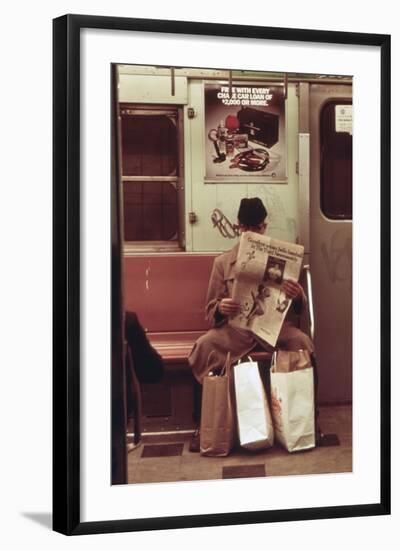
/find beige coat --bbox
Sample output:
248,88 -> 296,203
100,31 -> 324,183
188,243 -> 314,383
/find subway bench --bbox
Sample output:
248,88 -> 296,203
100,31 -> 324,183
124,252 -> 273,368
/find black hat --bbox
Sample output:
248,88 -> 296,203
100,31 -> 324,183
237,197 -> 267,226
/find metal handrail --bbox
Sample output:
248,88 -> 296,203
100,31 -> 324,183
303,264 -> 315,341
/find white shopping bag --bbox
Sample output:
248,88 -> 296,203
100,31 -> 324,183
270,350 -> 315,452
233,359 -> 274,451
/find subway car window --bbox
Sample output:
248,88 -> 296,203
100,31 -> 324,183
320,101 -> 352,219
123,180 -> 178,241
120,106 -> 180,245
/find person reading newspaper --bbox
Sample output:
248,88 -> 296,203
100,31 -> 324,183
188,197 -> 321,452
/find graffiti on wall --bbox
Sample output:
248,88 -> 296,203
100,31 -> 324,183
210,187 -> 298,244
211,208 -> 240,239
258,186 -> 297,243
321,230 -> 352,285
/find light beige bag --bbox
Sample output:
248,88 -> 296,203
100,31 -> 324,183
270,350 -> 315,452
200,352 -> 236,457
233,357 -> 274,451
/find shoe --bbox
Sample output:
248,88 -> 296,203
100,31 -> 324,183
317,432 -> 340,447
189,429 -> 200,452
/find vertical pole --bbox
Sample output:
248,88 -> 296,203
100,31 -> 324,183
111,63 -> 128,485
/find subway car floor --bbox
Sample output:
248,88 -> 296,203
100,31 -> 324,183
126,404 -> 352,484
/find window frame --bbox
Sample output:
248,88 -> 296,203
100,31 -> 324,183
119,103 -> 185,253
319,98 -> 353,221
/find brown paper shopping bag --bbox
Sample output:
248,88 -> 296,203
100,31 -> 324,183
200,352 -> 236,457
270,350 -> 315,452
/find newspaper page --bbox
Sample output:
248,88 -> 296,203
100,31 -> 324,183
230,231 -> 304,347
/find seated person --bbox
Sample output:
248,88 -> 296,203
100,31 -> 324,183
188,197 -> 318,451
188,197 -> 313,382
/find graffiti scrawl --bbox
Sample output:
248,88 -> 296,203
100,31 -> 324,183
321,230 -> 352,285
211,208 -> 240,239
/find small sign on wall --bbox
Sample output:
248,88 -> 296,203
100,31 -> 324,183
204,82 -> 287,182
335,104 -> 352,135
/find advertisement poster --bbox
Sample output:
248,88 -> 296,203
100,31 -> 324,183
204,82 -> 286,181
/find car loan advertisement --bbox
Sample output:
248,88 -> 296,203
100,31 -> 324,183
204,82 -> 286,181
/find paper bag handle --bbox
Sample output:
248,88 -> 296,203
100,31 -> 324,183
271,351 -> 277,372
206,350 -> 232,377
220,351 -> 232,377
235,354 -> 254,366
270,349 -> 310,373
205,350 -> 218,374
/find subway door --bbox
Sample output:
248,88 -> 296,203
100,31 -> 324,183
309,84 -> 352,404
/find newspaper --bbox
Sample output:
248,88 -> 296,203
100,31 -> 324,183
230,231 -> 304,347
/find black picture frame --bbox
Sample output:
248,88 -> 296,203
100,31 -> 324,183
53,14 -> 391,535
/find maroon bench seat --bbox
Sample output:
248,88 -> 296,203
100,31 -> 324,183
148,331 -> 205,364
124,253 -> 272,367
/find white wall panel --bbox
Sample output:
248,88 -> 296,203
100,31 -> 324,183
119,74 -> 188,104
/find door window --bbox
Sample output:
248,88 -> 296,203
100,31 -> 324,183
320,101 -> 352,219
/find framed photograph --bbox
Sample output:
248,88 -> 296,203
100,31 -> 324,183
53,14 -> 390,535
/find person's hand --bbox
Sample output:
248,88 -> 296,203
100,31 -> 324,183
218,298 -> 241,317
282,279 -> 303,301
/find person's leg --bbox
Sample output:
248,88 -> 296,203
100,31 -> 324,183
189,379 -> 202,452
310,351 -> 323,443
188,325 -> 256,382
276,322 -> 315,354
192,378 -> 203,424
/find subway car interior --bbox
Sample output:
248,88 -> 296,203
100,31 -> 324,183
111,64 -> 352,485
